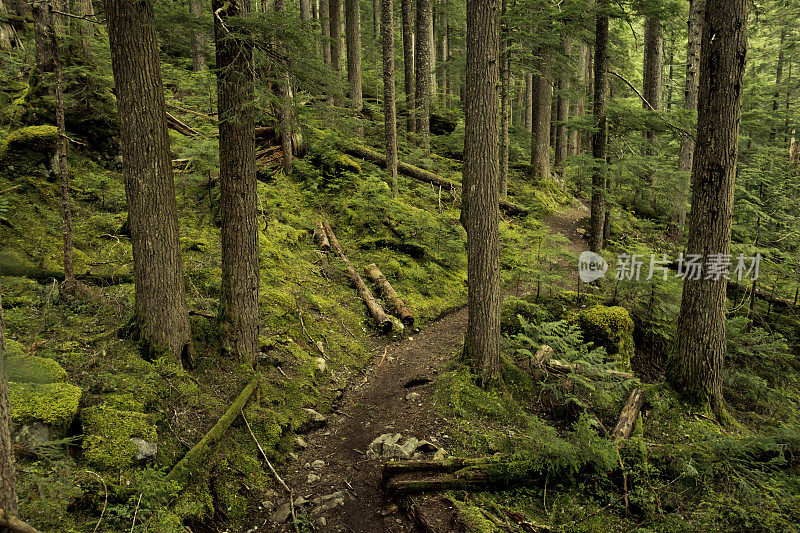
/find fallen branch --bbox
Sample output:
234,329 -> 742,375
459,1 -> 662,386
340,142 -> 528,217
167,374 -> 261,485
313,221 -> 330,251
611,388 -> 645,440
0,513 -> 42,533
533,345 -> 634,380
241,411 -> 291,493
166,102 -> 218,121
365,263 -> 414,326
165,111 -> 202,137
322,220 -> 392,333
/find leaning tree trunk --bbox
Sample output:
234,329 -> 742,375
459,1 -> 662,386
381,0 -> 399,196
676,0 -> 704,229
189,0 -> 207,71
554,34 -> 572,176
344,0 -> 362,110
531,45 -> 552,180
590,0 -> 609,252
105,0 -> 195,367
0,294 -> 18,519
642,15 -> 663,158
499,0 -> 509,198
667,0 -> 748,418
214,0 -> 260,365
415,0 -> 432,153
464,0 -> 501,387
401,0 -> 415,132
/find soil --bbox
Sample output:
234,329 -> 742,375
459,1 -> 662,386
267,200 -> 587,533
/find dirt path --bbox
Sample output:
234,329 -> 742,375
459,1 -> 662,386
268,201 -> 588,532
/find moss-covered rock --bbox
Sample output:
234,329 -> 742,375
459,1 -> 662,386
9,381 -> 82,427
574,305 -> 635,369
0,125 -> 59,172
81,404 -> 158,470
7,351 -> 68,384
500,297 -> 548,335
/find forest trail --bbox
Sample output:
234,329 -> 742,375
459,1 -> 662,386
272,202 -> 588,532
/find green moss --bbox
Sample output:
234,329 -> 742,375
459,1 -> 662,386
81,405 -> 158,470
9,381 -> 82,427
574,305 -> 635,369
7,351 -> 68,384
0,125 -> 59,160
500,298 -> 547,335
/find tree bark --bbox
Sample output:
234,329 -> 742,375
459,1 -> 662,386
366,263 -> 414,325
344,0 -> 362,109
300,0 -> 312,20
321,0 -> 331,64
590,1 -> 609,253
214,0 -> 260,364
0,0 -> 21,50
415,0 -> 432,152
642,16 -> 663,154
329,0 -> 343,73
611,389 -> 645,440
381,0 -> 399,196
106,0 -> 195,367
530,46 -> 552,180
372,0 -> 379,37
189,0 -> 207,71
667,0 -> 748,417
464,0 -> 500,386
570,43 -> 589,156
524,72 -> 533,132
770,27 -> 785,141
275,0 -> 294,175
32,0 -> 54,72
499,0 -> 509,199
401,0 -> 415,132
554,34 -> 572,176
0,294 -> 19,520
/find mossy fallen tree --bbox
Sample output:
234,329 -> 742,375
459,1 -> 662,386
166,373 -> 261,486
339,142 -> 529,217
0,261 -> 133,286
611,388 -> 645,440
0,513 -> 42,533
365,263 -> 414,326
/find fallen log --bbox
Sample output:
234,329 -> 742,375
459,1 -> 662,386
728,280 -> 797,309
313,221 -> 330,250
0,513 -> 42,533
611,388 -> 645,440
340,142 -> 529,217
165,111 -> 201,137
322,220 -> 392,333
533,344 -> 634,380
0,261 -> 133,286
167,373 -> 261,485
365,263 -> 414,326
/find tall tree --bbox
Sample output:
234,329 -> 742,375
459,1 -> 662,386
642,15 -> 664,152
554,34 -> 572,175
401,0 -> 415,132
329,0 -> 343,72
570,42 -> 589,156
0,294 -> 18,520
499,0 -> 509,198
0,0 -> 21,49
275,0 -> 294,174
590,0 -> 609,252
464,0 -> 500,386
415,0 -> 432,152
321,0 -> 331,64
381,0 -> 399,196
214,0 -> 259,364
373,0 -> 380,37
524,72 -> 533,132
667,0 -> 748,417
531,45 -> 553,179
300,0 -> 312,20
345,0 -> 363,109
189,0 -> 207,71
106,0 -> 195,366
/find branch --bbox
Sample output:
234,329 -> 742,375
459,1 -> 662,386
608,70 -> 693,139
49,9 -> 103,24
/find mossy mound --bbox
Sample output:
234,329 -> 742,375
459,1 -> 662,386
574,305 -> 635,369
0,125 -> 58,170
81,404 -> 158,470
8,381 -> 82,427
500,297 -> 548,335
7,351 -> 68,384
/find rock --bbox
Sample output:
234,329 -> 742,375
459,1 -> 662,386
298,408 -> 327,433
433,448 -> 449,461
294,436 -> 308,449
13,422 -> 51,455
294,496 -> 308,506
315,357 -> 327,373
311,459 -> 325,469
405,392 -> 421,401
310,491 -> 346,516
130,437 -> 157,462
271,502 -> 292,523
415,440 -> 438,453
307,473 -> 320,483
314,516 -> 327,527
366,433 -> 432,459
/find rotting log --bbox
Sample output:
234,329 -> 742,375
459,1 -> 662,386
314,221 -> 330,250
166,111 -> 201,137
611,388 -> 645,440
0,262 -> 133,286
0,513 -> 42,533
533,345 -> 554,367
322,220 -> 392,333
365,263 -> 414,326
167,373 -> 261,485
532,344 -> 634,380
340,143 -> 529,217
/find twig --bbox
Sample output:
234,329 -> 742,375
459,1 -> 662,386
129,493 -> 142,533
241,412 -> 292,494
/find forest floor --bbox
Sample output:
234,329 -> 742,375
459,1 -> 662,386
268,200 -> 590,532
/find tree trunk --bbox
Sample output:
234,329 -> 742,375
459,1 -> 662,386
366,263 -> 414,325
590,0 -> 609,252
530,46 -> 552,180
372,0 -> 379,37
214,0 -> 260,364
275,0 -> 294,175
676,0 -> 703,233
524,72 -> 533,132
570,43 -> 589,156
499,0 -> 509,199
464,0 -> 500,386
429,2 -> 436,102
770,28 -> 785,141
401,0 -> 415,132
300,0 -> 311,20
70,0 -> 95,57
329,0 -> 342,73
0,294 -> 19,520
321,0 -> 331,64
667,0 -> 748,417
189,0 -> 207,71
642,16 -> 663,155
554,34 -> 572,176
0,0 -> 21,50
415,0 -> 432,152
32,0 -> 54,72
381,0 -> 399,196
345,0 -> 362,109
105,0 -> 195,367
